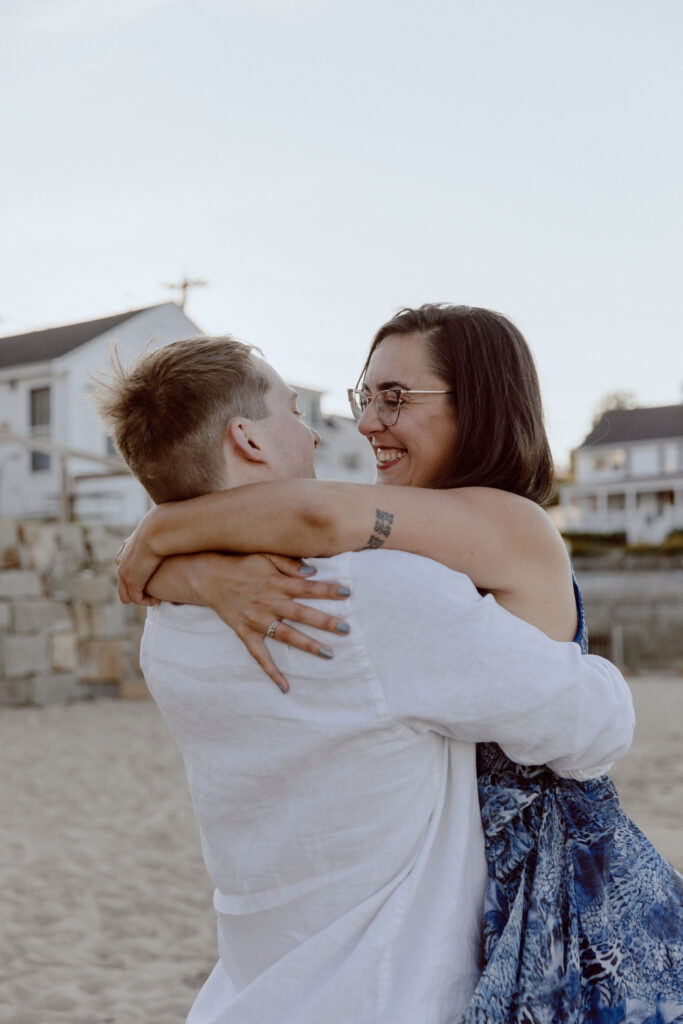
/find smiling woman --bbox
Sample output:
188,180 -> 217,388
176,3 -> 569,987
353,303 -> 554,499
348,335 -> 458,488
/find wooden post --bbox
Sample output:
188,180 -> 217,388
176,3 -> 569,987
59,454 -> 70,522
611,621 -> 624,670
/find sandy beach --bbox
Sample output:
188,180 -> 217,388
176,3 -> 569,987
1,675 -> 681,1024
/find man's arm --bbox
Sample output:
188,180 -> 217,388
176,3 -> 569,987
352,550 -> 634,773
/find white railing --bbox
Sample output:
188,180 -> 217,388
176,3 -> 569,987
0,426 -> 129,522
556,504 -> 683,544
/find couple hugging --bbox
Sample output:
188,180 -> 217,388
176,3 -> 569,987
97,304 -> 683,1023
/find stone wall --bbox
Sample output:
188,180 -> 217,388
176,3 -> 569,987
0,520 -> 147,705
571,564 -> 683,673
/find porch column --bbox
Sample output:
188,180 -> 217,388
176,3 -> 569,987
625,488 -> 638,544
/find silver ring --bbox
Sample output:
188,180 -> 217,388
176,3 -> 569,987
266,619 -> 281,640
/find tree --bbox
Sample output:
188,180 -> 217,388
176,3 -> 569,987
591,391 -> 639,428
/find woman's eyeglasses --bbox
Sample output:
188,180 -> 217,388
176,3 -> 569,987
347,388 -> 452,427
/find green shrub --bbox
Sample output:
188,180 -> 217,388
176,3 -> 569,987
625,542 -> 659,555
660,531 -> 683,554
562,532 -> 626,556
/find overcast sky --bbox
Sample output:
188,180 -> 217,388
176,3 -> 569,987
2,0 -> 681,468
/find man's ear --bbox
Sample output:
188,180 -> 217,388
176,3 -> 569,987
225,418 -> 269,465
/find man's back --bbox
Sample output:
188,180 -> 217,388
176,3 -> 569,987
142,550 -> 633,1024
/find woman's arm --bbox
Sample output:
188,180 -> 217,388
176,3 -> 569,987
117,480 -> 576,640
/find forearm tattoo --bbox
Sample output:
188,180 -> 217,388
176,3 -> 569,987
363,508 -> 394,550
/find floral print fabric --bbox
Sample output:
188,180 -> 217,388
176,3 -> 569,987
461,583 -> 683,1023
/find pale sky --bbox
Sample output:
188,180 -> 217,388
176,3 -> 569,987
2,0 -> 682,469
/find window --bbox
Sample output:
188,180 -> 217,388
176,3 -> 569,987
29,386 -> 51,472
663,442 -> 679,474
105,435 -> 117,457
584,448 -> 626,477
30,386 -> 50,428
594,449 -> 626,472
607,493 -> 625,510
630,445 -> 658,476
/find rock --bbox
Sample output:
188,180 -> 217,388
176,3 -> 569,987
80,639 -> 124,682
0,520 -> 21,569
0,571 -> 42,599
12,600 -> 72,634
84,524 -> 128,567
50,632 -> 79,672
72,604 -> 92,639
54,523 -> 89,568
91,602 -> 126,638
19,524 -> 58,574
0,677 -> 34,705
74,574 -> 116,605
0,633 -> 48,678
31,673 -> 83,706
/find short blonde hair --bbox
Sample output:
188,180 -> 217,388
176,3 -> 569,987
93,335 -> 270,502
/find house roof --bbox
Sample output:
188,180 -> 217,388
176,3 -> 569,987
0,303 -> 174,370
578,405 -> 683,448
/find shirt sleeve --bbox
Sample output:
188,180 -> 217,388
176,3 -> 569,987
350,550 -> 634,773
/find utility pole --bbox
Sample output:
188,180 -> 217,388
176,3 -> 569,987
163,276 -> 208,310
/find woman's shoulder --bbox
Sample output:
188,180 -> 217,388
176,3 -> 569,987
446,486 -> 549,516
445,487 -> 568,562
442,487 -> 573,622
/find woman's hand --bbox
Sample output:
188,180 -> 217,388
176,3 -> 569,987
115,509 -> 164,605
146,552 -> 352,694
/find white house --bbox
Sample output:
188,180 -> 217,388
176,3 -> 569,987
0,303 -> 202,523
0,304 -> 375,525
293,386 -> 376,483
558,405 -> 683,544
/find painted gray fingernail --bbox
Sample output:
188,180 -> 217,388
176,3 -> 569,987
337,586 -> 351,597
318,647 -> 334,659
335,622 -> 350,634
300,565 -> 316,576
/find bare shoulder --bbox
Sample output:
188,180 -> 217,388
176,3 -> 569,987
449,483 -> 568,582
445,487 -> 569,564
444,488 -> 576,640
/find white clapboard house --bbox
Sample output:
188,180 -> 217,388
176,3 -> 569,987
0,303 -> 375,525
558,405 -> 683,544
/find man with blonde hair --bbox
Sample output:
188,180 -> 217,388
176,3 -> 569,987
95,335 -> 634,1024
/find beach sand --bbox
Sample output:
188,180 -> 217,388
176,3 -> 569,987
1,675 -> 681,1024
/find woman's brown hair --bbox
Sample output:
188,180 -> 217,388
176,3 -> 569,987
359,304 -> 554,504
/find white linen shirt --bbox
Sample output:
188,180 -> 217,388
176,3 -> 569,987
140,550 -> 634,1024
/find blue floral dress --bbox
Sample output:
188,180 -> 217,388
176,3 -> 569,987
461,580 -> 683,1024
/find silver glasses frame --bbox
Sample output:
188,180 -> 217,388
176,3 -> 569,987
347,387 -> 452,427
